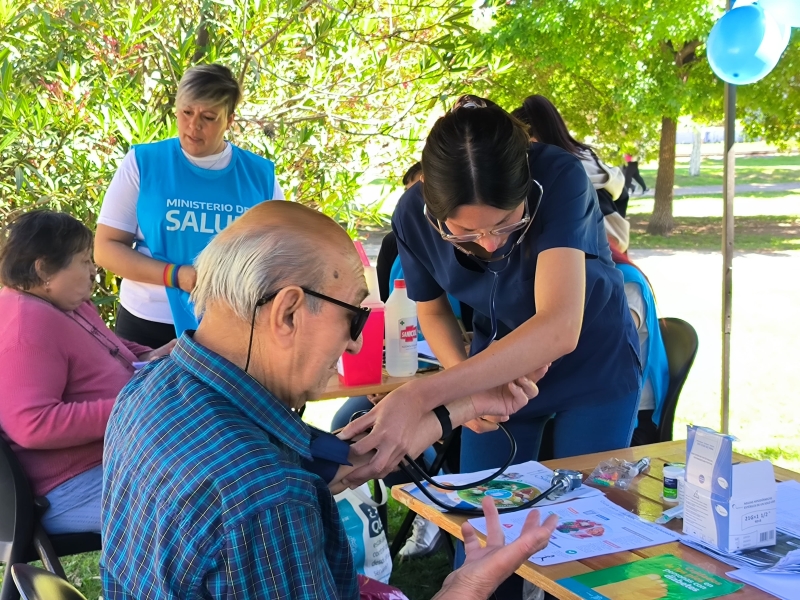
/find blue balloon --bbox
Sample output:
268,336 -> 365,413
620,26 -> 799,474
760,0 -> 800,28
707,4 -> 790,85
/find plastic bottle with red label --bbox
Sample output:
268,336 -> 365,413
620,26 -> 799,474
384,279 -> 418,377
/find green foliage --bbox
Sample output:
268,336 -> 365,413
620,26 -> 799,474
481,0 -> 722,162
0,0 -> 487,319
482,0 -> 800,160
479,0 -> 799,234
738,33 -> 800,149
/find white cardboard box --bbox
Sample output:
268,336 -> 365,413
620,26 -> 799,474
682,426 -> 777,552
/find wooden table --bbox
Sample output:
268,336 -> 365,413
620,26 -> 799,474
392,440 -> 800,599
316,368 -> 440,401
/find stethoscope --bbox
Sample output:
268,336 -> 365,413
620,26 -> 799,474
351,410 -> 584,516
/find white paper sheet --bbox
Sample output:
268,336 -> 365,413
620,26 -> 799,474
469,495 -> 679,566
727,568 -> 800,600
405,461 -> 602,512
778,480 -> 800,538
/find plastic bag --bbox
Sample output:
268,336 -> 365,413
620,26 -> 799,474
522,581 -> 545,600
357,575 -> 409,600
588,457 -> 650,490
336,481 -> 392,583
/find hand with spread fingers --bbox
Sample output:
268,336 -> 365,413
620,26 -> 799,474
433,496 -> 558,600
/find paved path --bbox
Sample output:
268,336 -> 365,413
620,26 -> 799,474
640,181 -> 800,197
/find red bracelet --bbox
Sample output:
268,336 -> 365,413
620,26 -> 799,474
163,263 -> 180,288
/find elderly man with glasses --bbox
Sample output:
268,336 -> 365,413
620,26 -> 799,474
100,201 -> 555,600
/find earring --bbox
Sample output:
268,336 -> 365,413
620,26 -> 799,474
45,279 -> 51,292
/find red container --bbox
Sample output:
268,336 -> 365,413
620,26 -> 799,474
338,306 -> 384,386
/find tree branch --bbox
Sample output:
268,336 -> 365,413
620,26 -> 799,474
238,0 -> 319,86
676,39 -> 701,66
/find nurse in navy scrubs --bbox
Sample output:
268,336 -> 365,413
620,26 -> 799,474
343,96 -> 641,482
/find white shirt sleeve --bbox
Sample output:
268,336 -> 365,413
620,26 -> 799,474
273,176 -> 285,200
98,150 -> 140,234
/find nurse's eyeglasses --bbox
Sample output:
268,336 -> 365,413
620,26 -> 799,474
425,180 -> 543,263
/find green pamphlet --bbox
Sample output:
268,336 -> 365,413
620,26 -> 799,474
556,554 -> 743,600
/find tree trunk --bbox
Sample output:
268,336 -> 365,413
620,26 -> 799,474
647,116 -> 678,235
689,128 -> 702,176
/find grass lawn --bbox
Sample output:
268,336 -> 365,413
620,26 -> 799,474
639,154 -> 800,189
629,214 -> 800,251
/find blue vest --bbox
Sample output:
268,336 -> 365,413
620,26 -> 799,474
617,264 -> 669,424
135,138 -> 275,335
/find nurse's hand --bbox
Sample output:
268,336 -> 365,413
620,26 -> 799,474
463,416 -> 507,434
468,374 -> 541,424
465,365 -> 549,433
339,391 -> 443,485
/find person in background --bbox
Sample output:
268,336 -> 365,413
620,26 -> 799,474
100,201 -> 557,600
95,64 -> 284,349
402,161 -> 422,188
604,213 -> 669,446
0,210 -> 173,535
623,153 -> 649,195
512,94 -> 629,216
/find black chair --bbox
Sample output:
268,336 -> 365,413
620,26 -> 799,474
0,437 -> 101,600
656,317 -> 699,443
11,564 -> 86,600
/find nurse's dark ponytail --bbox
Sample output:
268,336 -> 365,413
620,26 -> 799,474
421,95 -> 531,221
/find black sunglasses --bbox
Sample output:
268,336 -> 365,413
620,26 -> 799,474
258,287 -> 371,342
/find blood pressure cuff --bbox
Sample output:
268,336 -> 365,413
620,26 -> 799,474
301,426 -> 352,484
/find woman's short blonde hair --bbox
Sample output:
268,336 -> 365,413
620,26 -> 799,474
175,64 -> 242,117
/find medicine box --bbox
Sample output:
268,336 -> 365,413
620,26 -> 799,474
682,425 -> 776,552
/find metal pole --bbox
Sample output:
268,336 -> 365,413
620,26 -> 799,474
721,59 -> 736,433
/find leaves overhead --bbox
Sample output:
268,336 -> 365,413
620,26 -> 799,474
483,0 -> 724,160
1,0 -> 489,322
0,0 -> 488,233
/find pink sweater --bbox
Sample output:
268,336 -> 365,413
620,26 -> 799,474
0,288 -> 150,497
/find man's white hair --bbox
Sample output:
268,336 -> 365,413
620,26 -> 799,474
191,224 -> 325,322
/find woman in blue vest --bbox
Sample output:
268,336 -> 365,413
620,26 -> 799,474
604,216 -> 669,445
344,95 -> 642,478
95,64 -> 282,348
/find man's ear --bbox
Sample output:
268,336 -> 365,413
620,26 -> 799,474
268,287 -> 304,348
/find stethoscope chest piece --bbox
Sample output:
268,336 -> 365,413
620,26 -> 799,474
548,469 -> 584,500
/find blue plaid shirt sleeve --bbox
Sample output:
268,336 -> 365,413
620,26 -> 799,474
204,504 -> 351,600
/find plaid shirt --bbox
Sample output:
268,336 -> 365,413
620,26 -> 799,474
101,333 -> 358,600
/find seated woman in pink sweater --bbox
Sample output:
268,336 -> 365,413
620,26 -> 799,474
0,210 -> 174,535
